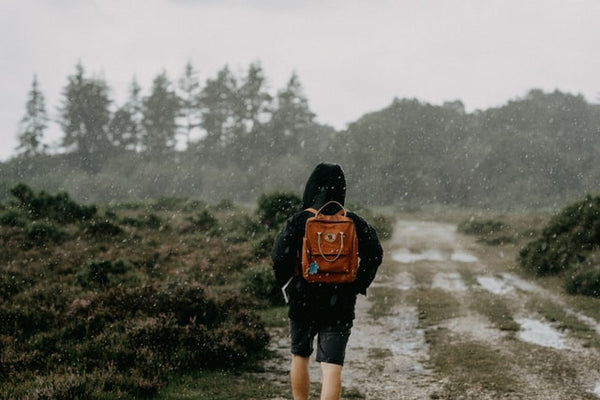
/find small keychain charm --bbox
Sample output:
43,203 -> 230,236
308,261 -> 319,275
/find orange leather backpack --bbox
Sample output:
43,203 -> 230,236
301,201 -> 359,283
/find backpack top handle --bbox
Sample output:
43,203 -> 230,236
315,200 -> 347,217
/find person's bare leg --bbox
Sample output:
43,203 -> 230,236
291,354 -> 310,400
320,362 -> 343,400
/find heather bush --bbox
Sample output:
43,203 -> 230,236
458,216 -> 516,246
0,188 -> 386,398
121,213 -> 162,228
241,264 -> 284,306
252,230 -> 277,259
458,217 -> 508,235
83,219 -> 124,237
0,209 -> 28,227
0,283 -> 269,398
75,259 -> 132,288
221,212 -> 266,243
370,213 -> 394,241
518,195 -> 600,297
564,252 -> 600,297
25,220 -> 66,245
257,192 -> 302,229
0,270 -> 33,300
10,183 -> 97,223
348,204 -> 394,241
519,195 -> 600,276
181,209 -> 220,235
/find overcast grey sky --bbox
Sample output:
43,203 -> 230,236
2,0 -> 600,161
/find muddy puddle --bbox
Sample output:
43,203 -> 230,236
392,249 -> 478,264
348,305 -> 425,356
515,317 -> 567,349
432,272 -> 467,292
392,249 -> 445,263
476,273 -> 539,295
343,299 -> 436,398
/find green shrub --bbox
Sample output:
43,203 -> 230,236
0,209 -> 28,227
149,196 -> 187,211
257,192 -> 302,229
564,253 -> 600,297
458,217 -> 508,235
519,195 -> 600,276
214,198 -> 234,210
121,213 -> 162,229
371,213 -> 394,241
565,267 -> 600,297
25,221 -> 66,245
252,231 -> 277,259
241,264 -> 284,306
221,213 -> 264,243
76,259 -> 131,288
10,183 -> 97,223
0,271 -> 33,300
348,204 -> 394,241
0,190 -> 279,398
84,219 -> 124,238
182,209 -> 219,234
0,282 -> 270,398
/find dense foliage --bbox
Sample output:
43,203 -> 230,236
519,195 -> 600,296
0,185 -> 274,398
4,60 -> 600,209
0,186 -> 393,398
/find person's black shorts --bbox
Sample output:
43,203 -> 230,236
290,319 -> 352,366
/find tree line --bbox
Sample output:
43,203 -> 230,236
16,61 -> 319,169
6,60 -> 600,209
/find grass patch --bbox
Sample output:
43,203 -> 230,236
508,341 -> 596,398
367,286 -> 403,319
457,214 -> 546,247
405,288 -> 461,327
470,292 -> 520,332
157,370 -> 287,400
341,386 -> 366,399
567,294 -> 600,322
426,328 -> 517,397
257,306 -> 288,328
406,264 -> 435,288
525,296 -> 600,348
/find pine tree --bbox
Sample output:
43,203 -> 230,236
16,75 -> 49,156
177,61 -> 201,147
141,71 -> 180,155
109,78 -> 143,151
198,66 -> 237,155
237,62 -> 272,134
58,62 -> 112,166
232,62 -> 273,164
268,72 -> 316,154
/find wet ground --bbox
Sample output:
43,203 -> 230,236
263,219 -> 600,399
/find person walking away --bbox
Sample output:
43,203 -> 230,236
271,163 -> 383,400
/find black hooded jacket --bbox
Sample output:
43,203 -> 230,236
271,163 -> 383,323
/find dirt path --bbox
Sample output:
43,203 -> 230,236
264,219 -> 600,399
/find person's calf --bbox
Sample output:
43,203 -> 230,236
320,362 -> 343,400
291,354 -> 310,400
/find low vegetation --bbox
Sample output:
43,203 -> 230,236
518,195 -> 600,297
0,185 -> 392,398
459,194 -> 600,298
